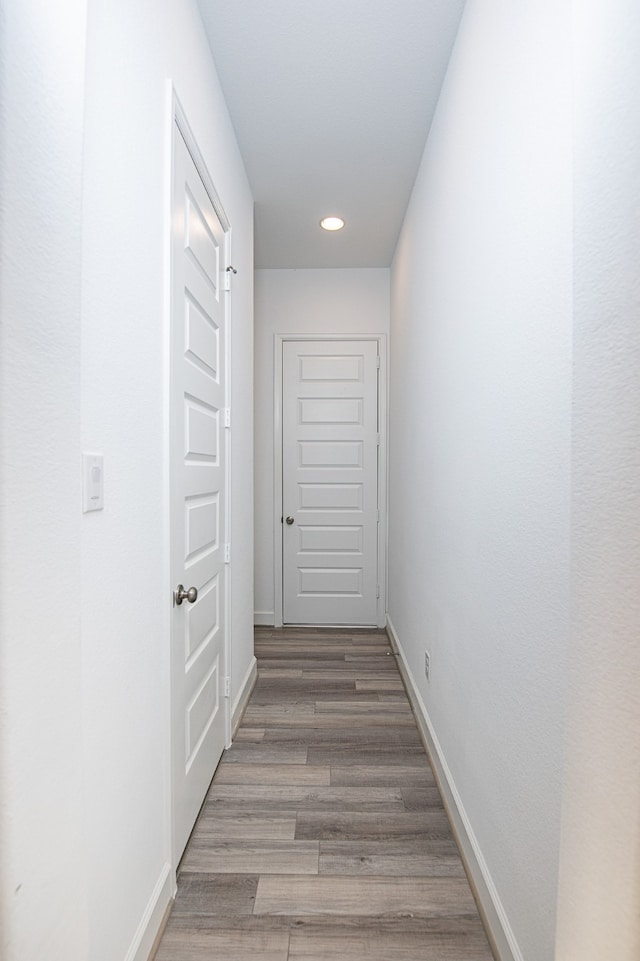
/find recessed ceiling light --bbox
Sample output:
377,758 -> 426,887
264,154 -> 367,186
320,216 -> 345,231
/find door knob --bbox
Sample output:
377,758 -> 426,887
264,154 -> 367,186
285,516 -> 295,525
174,584 -> 198,606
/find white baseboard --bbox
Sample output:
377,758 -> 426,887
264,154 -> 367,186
386,617 -> 523,961
254,611 -> 275,626
125,861 -> 172,961
231,655 -> 258,738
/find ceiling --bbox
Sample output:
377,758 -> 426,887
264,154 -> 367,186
197,0 -> 467,268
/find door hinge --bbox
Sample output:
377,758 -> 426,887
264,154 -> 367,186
376,432 -> 381,446
224,543 -> 231,564
224,676 -> 230,698
376,355 -> 381,369
377,509 -> 380,524
376,585 -> 380,599
224,407 -> 231,429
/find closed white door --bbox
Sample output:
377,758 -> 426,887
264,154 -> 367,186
282,340 -> 380,625
171,123 -> 227,862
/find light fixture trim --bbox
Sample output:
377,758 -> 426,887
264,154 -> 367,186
320,216 -> 345,231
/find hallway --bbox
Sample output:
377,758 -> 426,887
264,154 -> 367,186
154,628 -> 494,960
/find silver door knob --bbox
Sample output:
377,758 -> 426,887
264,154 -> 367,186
175,584 -> 198,606
285,516 -> 295,525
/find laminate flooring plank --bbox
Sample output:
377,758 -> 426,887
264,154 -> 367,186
205,784 -> 406,812
401,784 -> 449,811
246,710 -> 417,729
160,915 -> 290,932
252,679 -> 358,697
233,727 -> 265,742
329,764 -> 436,786
318,840 -> 466,877
215,763 -> 331,786
181,839 -> 319,875
261,727 -> 423,746
242,703 -> 342,716
251,690 -> 367,706
355,678 -> 405,691
314,699 -> 412,714
155,917 -> 290,961
343,655 -> 398,667
258,668 -> 304,678
253,875 -> 478,917
258,659 -> 355,672
190,813 -> 297,840
287,916 -> 494,961
306,745 -> 427,767
222,743 -> 308,764
256,643 -> 391,657
295,810 -> 452,841
258,650 -> 355,661
171,873 -> 258,916
300,669 -> 400,680
243,703 -> 317,720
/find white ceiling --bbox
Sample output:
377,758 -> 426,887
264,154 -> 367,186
197,0 -> 467,268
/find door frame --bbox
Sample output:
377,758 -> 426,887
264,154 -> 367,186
165,84 -> 233,874
274,333 -> 388,629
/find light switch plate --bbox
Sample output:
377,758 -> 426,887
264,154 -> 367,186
82,453 -> 104,512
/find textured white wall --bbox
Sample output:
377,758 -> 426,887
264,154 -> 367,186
80,1 -> 253,958
0,2 -> 89,958
556,2 -> 640,958
254,268 -> 389,621
1,1 -> 254,959
388,2 -> 571,958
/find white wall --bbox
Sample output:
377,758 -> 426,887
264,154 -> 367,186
0,1 -> 254,959
388,2 -> 572,959
0,2 -> 89,958
555,2 -> 640,958
254,268 -> 389,622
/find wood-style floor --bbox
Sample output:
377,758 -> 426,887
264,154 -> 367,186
154,627 -> 495,961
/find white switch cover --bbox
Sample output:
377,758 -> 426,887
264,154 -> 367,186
83,453 -> 104,512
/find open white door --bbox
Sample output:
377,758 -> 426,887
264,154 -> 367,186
282,339 -> 380,626
170,121 -> 228,862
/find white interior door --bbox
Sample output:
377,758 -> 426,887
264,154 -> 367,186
282,339 -> 380,625
171,122 -> 227,862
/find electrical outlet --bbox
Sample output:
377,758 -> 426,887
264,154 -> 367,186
424,651 -> 431,680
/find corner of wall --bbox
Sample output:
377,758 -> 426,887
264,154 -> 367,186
254,611 -> 276,627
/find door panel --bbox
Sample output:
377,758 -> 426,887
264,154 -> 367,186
298,441 -> 364,468
298,397 -> 364,424
282,340 -> 379,625
171,124 -> 227,863
298,525 -> 363,552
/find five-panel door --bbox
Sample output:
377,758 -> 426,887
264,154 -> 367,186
171,124 -> 227,863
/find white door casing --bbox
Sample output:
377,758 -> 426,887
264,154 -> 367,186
170,119 -> 229,863
281,339 -> 382,626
